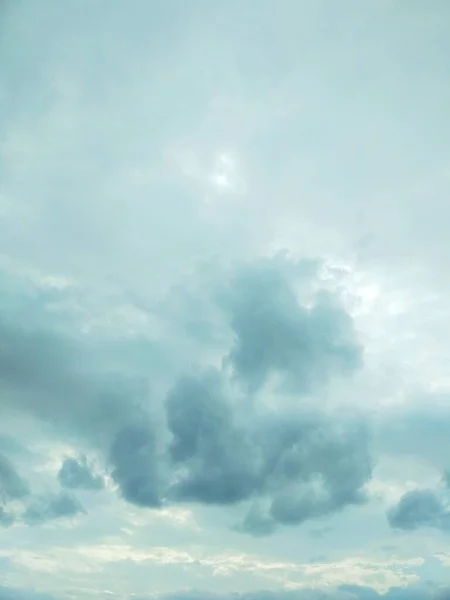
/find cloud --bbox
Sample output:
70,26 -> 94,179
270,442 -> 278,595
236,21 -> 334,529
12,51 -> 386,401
165,369 -> 261,505
220,261 -> 363,393
2,0 -> 450,597
0,585 -> 448,600
0,256 -> 369,532
0,589 -> 56,600
109,421 -> 162,508
0,453 -> 29,500
0,308 -> 123,439
165,367 -> 372,531
0,506 -> 14,527
57,455 -> 104,491
162,585 -> 449,600
23,491 -> 85,526
388,489 -> 450,532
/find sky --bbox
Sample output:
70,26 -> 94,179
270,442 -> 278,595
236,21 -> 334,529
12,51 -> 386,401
1,1 -> 450,599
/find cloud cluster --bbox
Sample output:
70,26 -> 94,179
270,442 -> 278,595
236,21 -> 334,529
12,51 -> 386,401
109,260 -> 369,530
22,491 -> 84,526
220,262 -> 362,393
2,0 -> 450,597
164,369 -> 371,533
0,258 -> 369,532
0,451 -> 84,527
58,455 -> 104,491
388,487 -> 450,533
1,584 -> 449,600
0,434 -> 84,527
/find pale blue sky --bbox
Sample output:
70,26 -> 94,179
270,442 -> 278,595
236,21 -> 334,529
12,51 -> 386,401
1,1 -> 450,599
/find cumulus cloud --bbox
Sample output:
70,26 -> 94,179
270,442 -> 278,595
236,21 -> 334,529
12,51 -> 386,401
220,261 -> 362,393
166,370 -> 262,505
165,368 -> 372,532
23,491 -> 85,526
57,455 -> 104,491
110,421 -> 162,508
0,257 -> 368,532
0,453 -> 29,501
2,0 -> 450,596
388,489 -> 450,532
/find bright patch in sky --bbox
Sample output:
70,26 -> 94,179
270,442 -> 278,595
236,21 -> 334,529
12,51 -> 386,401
1,1 -> 450,600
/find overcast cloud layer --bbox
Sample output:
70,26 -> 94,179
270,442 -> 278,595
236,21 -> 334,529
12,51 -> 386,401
1,1 -> 450,599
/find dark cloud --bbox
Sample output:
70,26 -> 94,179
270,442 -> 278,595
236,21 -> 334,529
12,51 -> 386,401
110,421 -> 162,508
0,453 -> 29,500
166,370 -> 260,505
23,491 -> 85,526
58,455 -> 104,491
0,258 -> 369,530
0,272 -> 154,446
0,278 -> 159,505
388,489 -> 450,532
220,262 -> 362,393
245,412 -> 371,531
0,313 -> 128,439
165,369 -> 372,532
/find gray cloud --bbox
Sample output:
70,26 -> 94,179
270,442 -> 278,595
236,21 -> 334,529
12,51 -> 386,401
1,0 -> 450,596
388,489 -> 450,532
166,370 -> 260,505
110,421 -> 162,508
0,272 -> 156,446
220,262 -> 362,393
244,413 -> 371,532
58,455 -> 104,491
0,313 -> 130,441
0,453 -> 29,501
23,491 -> 85,526
0,257 -> 369,531
165,369 -> 372,532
